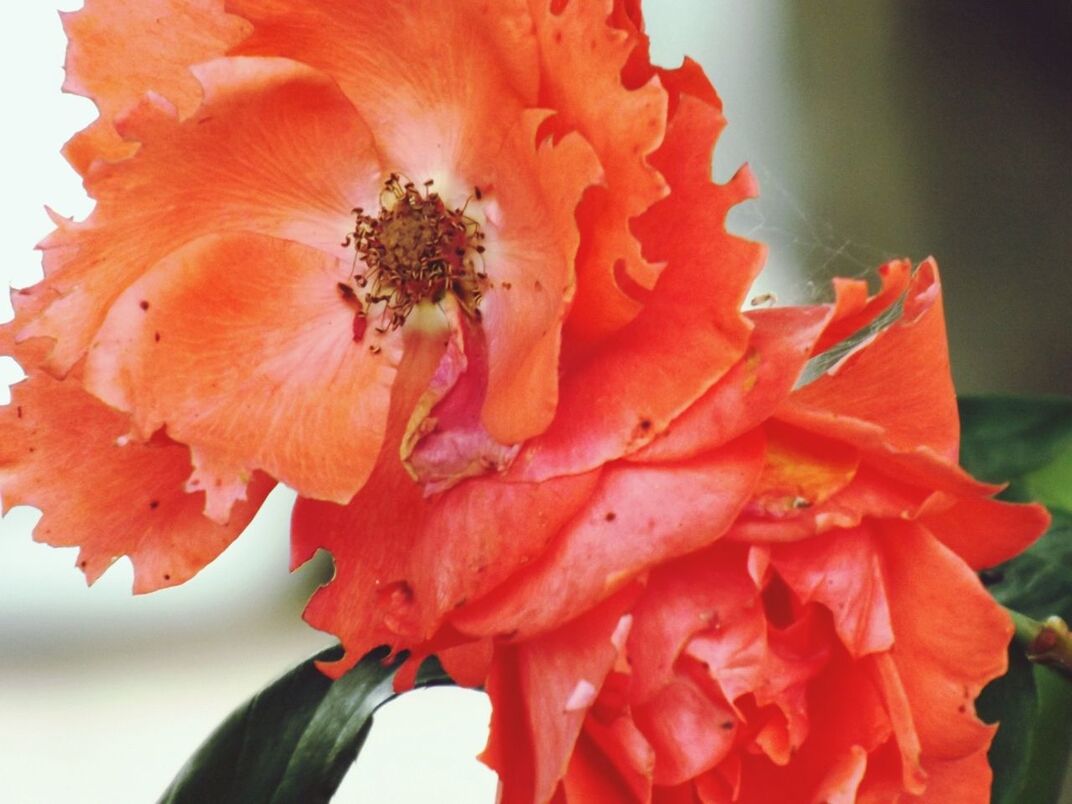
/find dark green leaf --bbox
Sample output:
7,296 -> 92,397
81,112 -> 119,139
986,511 -> 1072,623
977,646 -> 1038,804
958,395 -> 1072,487
158,646 -> 451,804
959,394 -> 1072,803
1017,666 -> 1072,804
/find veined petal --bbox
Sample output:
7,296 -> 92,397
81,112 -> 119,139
84,232 -> 402,514
61,0 -> 251,172
28,56 -> 382,375
226,0 -> 539,173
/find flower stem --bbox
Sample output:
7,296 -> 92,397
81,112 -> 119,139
1007,608 -> 1072,678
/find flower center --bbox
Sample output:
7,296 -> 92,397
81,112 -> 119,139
342,174 -> 486,334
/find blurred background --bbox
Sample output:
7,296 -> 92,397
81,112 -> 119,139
1,2 -> 1069,802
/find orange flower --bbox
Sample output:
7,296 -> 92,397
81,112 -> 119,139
1,1 -> 761,585
396,263 -> 1046,803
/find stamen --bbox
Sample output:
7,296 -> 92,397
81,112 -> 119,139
342,175 -> 487,335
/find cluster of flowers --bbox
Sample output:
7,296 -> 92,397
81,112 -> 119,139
0,1 -> 1048,801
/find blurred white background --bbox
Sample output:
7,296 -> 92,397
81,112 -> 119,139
4,1 -> 1070,802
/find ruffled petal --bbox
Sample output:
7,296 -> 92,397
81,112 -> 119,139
61,0 -> 251,172
84,232 -> 402,515
786,260 -> 960,462
452,431 -> 765,639
771,526 -> 894,658
728,464 -> 931,544
626,542 -> 757,704
0,359 -> 271,593
29,56 -> 382,375
812,259 -> 912,356
532,0 -> 669,347
482,587 -> 638,804
516,69 -> 763,481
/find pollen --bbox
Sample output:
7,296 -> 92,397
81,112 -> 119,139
342,174 -> 487,334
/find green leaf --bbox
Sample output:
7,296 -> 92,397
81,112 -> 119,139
1017,666 -> 1072,804
158,646 -> 451,804
958,395 -> 1072,486
986,511 -> 1072,623
958,394 -> 1072,803
976,646 -> 1038,804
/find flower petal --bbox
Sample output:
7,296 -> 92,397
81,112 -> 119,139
879,521 -> 1009,762
28,56 -> 382,375
482,587 -> 639,804
629,305 -> 831,464
516,71 -> 763,480
61,0 -> 251,172
453,431 -> 765,639
0,361 -> 271,593
771,526 -> 894,658
919,494 -> 1049,570
533,0 -> 669,347
84,232 -> 402,514
626,542 -> 758,705
226,0 -> 539,171
812,259 -> 912,357
477,113 -> 602,443
786,260 -> 960,462
562,716 -> 653,804
633,672 -> 738,786
292,332 -> 601,676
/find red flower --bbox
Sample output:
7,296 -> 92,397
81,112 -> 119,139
1,1 -> 760,585
2,3 -> 1045,802
431,264 -> 1047,802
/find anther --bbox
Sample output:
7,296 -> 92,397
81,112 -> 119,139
343,175 -> 488,332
